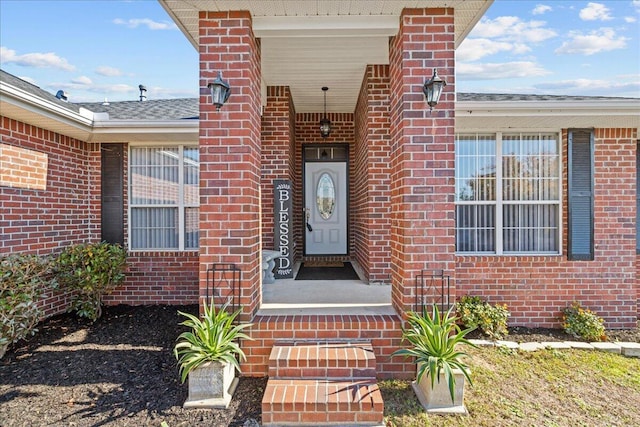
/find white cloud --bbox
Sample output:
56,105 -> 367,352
113,18 -> 177,30
95,66 -> 123,77
457,61 -> 551,80
0,46 -> 75,71
579,3 -> 613,21
532,4 -> 552,15
555,28 -> 628,55
470,16 -> 557,43
534,76 -> 640,97
457,38 -> 531,62
624,16 -> 637,23
72,76 -> 93,85
51,80 -> 136,96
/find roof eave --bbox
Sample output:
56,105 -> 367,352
91,119 -> 199,143
457,99 -> 640,116
0,81 -> 94,140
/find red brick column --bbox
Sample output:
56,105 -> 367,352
198,11 -> 262,319
353,65 -> 392,282
388,8 -> 456,314
261,86 -> 295,250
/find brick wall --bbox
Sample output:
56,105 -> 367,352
388,8 -> 457,313
0,115 -> 101,317
104,251 -> 199,305
261,86 -> 295,252
198,11 -> 263,319
0,116 -> 100,254
456,128 -> 638,328
353,65 -> 392,283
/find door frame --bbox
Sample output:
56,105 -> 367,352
302,143 -> 350,256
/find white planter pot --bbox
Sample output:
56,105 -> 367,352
183,360 -> 239,409
412,366 -> 468,415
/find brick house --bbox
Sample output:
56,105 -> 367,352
1,0 -> 639,383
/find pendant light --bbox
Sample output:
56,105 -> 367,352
319,86 -> 331,138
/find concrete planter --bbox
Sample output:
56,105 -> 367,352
183,361 -> 239,409
412,366 -> 468,415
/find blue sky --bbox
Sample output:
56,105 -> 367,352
1,0 -> 638,103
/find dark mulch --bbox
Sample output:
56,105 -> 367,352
468,323 -> 640,343
0,304 -> 265,427
1,305 -> 638,427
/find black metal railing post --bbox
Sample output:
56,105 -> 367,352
414,269 -> 451,314
206,263 -> 241,314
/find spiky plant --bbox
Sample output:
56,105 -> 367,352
174,300 -> 253,383
393,304 -> 476,403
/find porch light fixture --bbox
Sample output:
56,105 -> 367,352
423,69 -> 447,111
207,71 -> 231,110
319,86 -> 331,138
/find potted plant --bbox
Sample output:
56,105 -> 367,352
393,304 -> 476,414
173,299 -> 252,409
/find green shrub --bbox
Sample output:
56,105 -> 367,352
457,295 -> 510,340
55,242 -> 126,321
1,254 -> 56,352
562,302 -> 606,342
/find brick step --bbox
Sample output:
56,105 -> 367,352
261,378 -> 384,426
268,341 -> 377,379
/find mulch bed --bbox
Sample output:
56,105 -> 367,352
1,305 -> 638,427
0,305 -> 265,427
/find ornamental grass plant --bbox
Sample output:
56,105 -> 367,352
174,300 -> 253,383
393,304 -> 476,403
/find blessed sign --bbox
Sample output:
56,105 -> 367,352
274,180 -> 293,279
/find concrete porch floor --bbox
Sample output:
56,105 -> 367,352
259,262 -> 396,316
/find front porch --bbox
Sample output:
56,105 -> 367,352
260,261 -> 394,316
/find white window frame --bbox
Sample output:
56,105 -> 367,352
128,144 -> 199,251
455,131 -> 563,256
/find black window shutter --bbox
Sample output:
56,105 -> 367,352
568,129 -> 594,260
101,144 -> 124,245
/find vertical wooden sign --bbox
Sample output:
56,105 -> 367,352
274,180 -> 293,278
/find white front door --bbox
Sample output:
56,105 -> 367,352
304,162 -> 347,255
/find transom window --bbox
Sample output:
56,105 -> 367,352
129,146 -> 199,250
455,133 -> 561,254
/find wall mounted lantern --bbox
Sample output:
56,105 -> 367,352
423,69 -> 447,111
207,71 -> 231,110
319,86 -> 331,138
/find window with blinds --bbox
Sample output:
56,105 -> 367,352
129,146 -> 199,250
455,133 -> 561,254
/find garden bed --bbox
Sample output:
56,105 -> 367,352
1,304 -> 638,426
0,305 -> 264,427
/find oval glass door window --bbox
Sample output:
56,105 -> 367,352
316,173 -> 336,220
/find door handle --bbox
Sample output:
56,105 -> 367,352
305,208 -> 313,232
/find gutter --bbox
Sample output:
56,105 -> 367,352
0,81 -> 94,131
90,119 -> 199,143
456,99 -> 640,118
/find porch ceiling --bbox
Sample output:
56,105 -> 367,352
158,0 -> 492,113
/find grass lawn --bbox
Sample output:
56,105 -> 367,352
381,345 -> 640,427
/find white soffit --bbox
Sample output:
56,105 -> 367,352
159,0 -> 492,113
